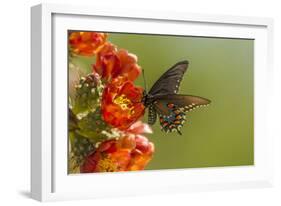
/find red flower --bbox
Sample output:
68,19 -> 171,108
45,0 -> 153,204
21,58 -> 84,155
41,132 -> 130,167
69,32 -> 107,56
93,43 -> 141,81
101,77 -> 145,130
80,121 -> 154,173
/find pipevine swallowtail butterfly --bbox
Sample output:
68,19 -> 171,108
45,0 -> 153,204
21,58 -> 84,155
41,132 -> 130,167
142,60 -> 211,135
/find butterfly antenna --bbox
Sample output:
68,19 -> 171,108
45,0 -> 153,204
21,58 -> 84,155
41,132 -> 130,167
142,68 -> 148,92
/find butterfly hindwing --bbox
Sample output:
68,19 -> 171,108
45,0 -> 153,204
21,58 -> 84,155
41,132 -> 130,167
155,94 -> 211,112
150,95 -> 210,134
152,100 -> 186,134
148,61 -> 188,96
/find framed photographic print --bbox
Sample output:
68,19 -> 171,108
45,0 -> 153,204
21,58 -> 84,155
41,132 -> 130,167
31,3 -> 274,201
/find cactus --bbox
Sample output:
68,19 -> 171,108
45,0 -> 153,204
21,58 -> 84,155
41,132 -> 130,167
68,32 -> 154,174
69,131 -> 95,173
71,73 -> 103,116
77,107 -> 110,141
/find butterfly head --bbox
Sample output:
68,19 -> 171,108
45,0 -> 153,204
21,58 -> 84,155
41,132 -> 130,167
142,91 -> 156,107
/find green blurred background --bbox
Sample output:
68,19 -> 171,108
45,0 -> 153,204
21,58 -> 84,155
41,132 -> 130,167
70,32 -> 254,169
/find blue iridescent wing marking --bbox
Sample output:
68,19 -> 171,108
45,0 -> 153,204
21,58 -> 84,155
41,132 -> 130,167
152,95 -> 210,134
156,102 -> 186,134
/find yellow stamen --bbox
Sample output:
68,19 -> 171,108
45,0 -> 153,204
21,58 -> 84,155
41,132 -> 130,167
97,156 -> 117,172
113,94 -> 135,114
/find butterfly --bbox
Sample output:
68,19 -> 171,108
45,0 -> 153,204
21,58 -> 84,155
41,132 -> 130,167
142,60 -> 211,135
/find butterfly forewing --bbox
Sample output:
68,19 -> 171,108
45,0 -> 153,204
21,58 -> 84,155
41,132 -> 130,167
148,61 -> 188,96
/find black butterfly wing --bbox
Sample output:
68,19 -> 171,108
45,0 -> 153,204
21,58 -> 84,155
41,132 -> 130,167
148,60 -> 189,96
155,94 -> 211,112
151,94 -> 211,134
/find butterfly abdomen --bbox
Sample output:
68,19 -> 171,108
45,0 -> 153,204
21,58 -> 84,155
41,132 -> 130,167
148,105 -> 157,125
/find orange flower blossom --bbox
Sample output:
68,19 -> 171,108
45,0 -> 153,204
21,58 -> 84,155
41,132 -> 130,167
80,121 -> 154,173
93,42 -> 141,82
101,76 -> 145,130
69,32 -> 107,56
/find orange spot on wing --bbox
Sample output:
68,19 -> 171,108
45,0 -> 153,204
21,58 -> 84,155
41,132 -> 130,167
174,110 -> 180,114
176,115 -> 182,120
167,103 -> 174,108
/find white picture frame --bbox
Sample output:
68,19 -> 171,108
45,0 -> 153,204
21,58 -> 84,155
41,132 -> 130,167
31,3 -> 274,202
